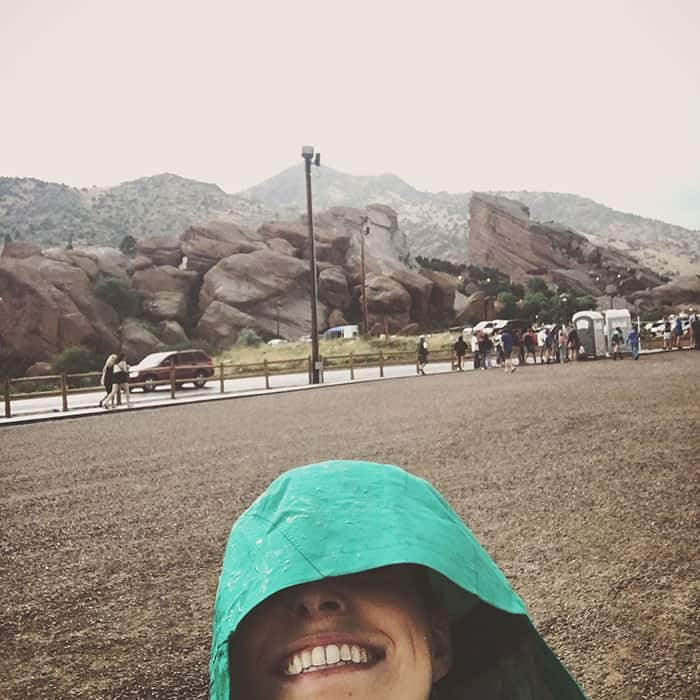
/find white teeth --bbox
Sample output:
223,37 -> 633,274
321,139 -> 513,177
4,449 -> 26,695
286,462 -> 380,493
283,643 -> 374,676
311,646 -> 326,666
325,644 -> 340,664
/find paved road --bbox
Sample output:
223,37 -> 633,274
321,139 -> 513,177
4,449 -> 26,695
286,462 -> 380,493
3,360 -> 456,421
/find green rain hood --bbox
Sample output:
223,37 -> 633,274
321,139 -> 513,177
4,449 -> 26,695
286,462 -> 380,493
210,460 -> 588,699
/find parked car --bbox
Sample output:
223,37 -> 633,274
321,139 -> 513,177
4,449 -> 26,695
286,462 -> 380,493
128,349 -> 214,391
472,319 -> 508,336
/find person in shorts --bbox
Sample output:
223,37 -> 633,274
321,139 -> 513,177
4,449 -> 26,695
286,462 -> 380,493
501,328 -> 516,373
663,319 -> 672,351
210,460 -> 589,700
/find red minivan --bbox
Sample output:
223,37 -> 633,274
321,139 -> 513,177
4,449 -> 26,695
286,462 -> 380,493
128,349 -> 214,391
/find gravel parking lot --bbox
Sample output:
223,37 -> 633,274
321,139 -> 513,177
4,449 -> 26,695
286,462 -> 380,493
1,351 -> 698,699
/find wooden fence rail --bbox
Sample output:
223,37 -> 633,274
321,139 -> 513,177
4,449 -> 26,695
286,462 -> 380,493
1,350 -> 456,419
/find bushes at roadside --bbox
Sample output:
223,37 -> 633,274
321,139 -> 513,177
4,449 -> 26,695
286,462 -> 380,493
236,328 -> 263,347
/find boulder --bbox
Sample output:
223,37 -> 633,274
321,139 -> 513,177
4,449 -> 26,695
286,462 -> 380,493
157,320 -> 189,347
200,249 -> 324,340
266,237 -> 298,258
384,264 -> 434,323
132,265 -> 199,295
43,246 -> 130,281
0,256 -> 119,363
257,222 -> 309,250
143,291 -> 188,323
327,309 -> 349,327
1,240 -> 42,259
195,301 -> 259,349
420,269 -> 457,316
365,273 -> 411,330
318,267 -> 351,309
25,361 -> 53,377
180,222 -> 265,273
132,255 -> 153,271
455,290 -> 492,324
119,319 -> 163,364
136,236 -> 182,268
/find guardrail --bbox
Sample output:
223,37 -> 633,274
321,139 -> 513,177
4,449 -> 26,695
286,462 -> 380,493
2,349 -> 457,419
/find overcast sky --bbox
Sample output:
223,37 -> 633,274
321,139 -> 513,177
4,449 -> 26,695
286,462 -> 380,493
2,0 -> 699,228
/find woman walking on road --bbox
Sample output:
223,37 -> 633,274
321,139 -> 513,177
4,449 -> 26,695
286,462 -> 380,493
105,353 -> 130,408
98,354 -> 117,408
416,336 -> 429,376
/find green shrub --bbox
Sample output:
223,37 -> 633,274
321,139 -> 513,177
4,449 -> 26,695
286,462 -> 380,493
52,346 -> 102,375
0,347 -> 32,379
236,327 -> 263,346
94,278 -> 142,318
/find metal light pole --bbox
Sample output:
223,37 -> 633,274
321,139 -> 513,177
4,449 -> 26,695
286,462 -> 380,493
302,146 -> 321,383
360,216 -> 370,336
275,300 -> 281,338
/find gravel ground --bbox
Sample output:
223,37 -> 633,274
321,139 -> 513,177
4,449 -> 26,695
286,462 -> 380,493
1,351 -> 698,699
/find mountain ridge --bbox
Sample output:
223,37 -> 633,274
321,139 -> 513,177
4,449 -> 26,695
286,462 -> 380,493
1,169 -> 698,276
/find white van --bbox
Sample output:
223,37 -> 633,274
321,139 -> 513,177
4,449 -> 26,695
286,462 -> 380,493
472,319 -> 508,336
323,324 -> 359,340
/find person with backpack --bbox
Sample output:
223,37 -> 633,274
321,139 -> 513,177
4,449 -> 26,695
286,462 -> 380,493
611,327 -> 624,360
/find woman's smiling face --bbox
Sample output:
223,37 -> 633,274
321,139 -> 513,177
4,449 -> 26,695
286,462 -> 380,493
228,565 -> 452,700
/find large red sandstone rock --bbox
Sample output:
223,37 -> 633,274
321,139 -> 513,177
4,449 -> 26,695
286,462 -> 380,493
468,193 -> 664,293
318,267 -> 351,310
195,301 -> 259,349
43,246 -> 130,280
136,237 -> 182,268
631,275 -> 700,306
119,319 -> 163,363
0,256 -> 119,363
1,240 -> 42,259
364,273 -> 411,330
180,222 -> 265,273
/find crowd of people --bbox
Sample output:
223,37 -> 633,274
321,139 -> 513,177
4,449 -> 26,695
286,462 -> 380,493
417,314 -> 700,376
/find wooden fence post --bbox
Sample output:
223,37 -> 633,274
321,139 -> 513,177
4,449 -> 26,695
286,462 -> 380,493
349,353 -> 354,380
263,358 -> 270,389
60,374 -> 68,412
170,363 -> 176,400
4,376 -> 11,418
219,362 -> 225,393
379,350 -> 384,378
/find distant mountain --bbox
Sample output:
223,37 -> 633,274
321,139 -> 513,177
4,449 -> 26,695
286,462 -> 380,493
244,165 -> 700,276
1,169 -> 697,276
0,173 -> 272,248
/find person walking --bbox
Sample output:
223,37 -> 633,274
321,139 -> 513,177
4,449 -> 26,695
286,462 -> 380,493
627,326 -> 640,360
514,329 -> 525,367
98,353 -> 117,408
471,332 -> 481,369
479,332 -> 493,370
537,326 -> 547,364
501,328 -> 517,373
494,332 -> 505,367
106,353 -> 130,408
567,326 -> 580,362
453,334 -> 467,371
523,328 -> 537,365
673,316 -> 683,349
416,336 -> 428,376
611,327 -> 624,360
663,319 -> 672,351
691,313 -> 700,350
558,326 -> 568,363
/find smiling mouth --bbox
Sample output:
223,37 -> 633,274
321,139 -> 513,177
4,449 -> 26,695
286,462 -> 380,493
282,643 -> 382,677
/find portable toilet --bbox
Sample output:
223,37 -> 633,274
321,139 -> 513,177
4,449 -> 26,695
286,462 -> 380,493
604,309 -> 632,355
572,311 -> 606,359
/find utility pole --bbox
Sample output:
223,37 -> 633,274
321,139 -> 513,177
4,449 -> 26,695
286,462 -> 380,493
360,217 -> 370,336
302,146 -> 321,384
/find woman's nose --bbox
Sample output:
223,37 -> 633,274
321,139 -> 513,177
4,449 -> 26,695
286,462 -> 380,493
292,581 -> 347,618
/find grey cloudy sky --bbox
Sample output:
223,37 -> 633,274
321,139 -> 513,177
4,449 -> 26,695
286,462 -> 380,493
2,0 -> 699,228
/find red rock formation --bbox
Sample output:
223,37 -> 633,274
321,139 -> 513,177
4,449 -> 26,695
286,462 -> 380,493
467,193 -> 664,294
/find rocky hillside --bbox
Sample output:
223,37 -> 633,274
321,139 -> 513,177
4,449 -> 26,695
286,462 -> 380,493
0,174 -> 272,248
245,166 -> 700,276
2,169 -> 698,276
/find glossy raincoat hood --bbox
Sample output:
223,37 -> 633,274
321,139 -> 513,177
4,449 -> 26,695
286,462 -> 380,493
210,460 -> 587,699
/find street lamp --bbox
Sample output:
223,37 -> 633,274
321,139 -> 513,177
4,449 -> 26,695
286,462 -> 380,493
483,277 -> 491,320
360,215 -> 370,336
560,294 -> 569,324
275,300 -> 281,338
302,145 -> 321,383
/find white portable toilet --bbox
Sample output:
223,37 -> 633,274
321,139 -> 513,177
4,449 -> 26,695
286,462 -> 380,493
604,309 -> 632,355
572,311 -> 606,358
